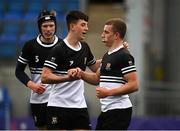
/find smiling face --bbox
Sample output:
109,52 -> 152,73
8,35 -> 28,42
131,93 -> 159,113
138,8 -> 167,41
41,21 -> 56,40
71,19 -> 88,41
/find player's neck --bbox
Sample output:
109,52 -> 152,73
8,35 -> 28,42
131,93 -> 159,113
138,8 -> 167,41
40,35 -> 55,43
65,34 -> 80,49
109,40 -> 123,52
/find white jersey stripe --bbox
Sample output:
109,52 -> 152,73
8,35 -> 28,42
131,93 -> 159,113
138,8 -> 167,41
18,59 -> 28,64
44,63 -> 56,69
121,65 -> 136,71
45,60 -> 57,67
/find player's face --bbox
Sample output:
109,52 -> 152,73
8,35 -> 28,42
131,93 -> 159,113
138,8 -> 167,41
41,21 -> 55,40
101,25 -> 115,47
72,19 -> 88,41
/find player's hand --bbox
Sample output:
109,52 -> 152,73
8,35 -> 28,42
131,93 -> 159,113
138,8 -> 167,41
27,81 -> 46,94
75,67 -> 82,79
68,68 -> 78,78
96,86 -> 110,98
123,41 -> 129,49
68,67 -> 82,79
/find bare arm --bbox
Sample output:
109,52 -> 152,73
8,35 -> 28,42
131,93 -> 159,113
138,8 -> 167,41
41,67 -> 75,84
89,59 -> 102,72
68,67 -> 100,85
80,68 -> 100,85
96,72 -> 139,98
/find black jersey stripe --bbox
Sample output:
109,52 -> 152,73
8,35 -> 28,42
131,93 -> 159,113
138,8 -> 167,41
100,75 -> 126,84
100,76 -> 123,80
30,71 -> 42,74
100,80 -> 126,84
100,78 -> 126,83
30,67 -> 42,71
53,70 -> 67,75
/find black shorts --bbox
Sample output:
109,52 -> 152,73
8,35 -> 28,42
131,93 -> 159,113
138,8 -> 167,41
96,107 -> 132,130
30,103 -> 48,128
47,106 -> 91,130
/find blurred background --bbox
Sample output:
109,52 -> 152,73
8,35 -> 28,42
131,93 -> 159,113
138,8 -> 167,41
1,0 -> 180,130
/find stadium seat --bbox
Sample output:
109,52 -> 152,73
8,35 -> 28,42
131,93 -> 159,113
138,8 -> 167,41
4,11 -> 22,21
2,22 -> 21,35
19,33 -> 38,47
0,34 -> 18,58
23,11 -> 38,21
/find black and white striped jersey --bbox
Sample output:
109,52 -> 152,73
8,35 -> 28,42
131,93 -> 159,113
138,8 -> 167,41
17,35 -> 62,103
44,39 -> 96,108
99,45 -> 136,112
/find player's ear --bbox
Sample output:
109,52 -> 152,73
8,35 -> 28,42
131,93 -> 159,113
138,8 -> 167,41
114,32 -> 120,40
70,23 -> 76,31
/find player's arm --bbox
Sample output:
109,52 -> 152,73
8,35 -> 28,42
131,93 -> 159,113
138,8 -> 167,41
15,62 -> 45,94
88,59 -> 102,72
77,67 -> 100,85
15,62 -> 30,86
41,67 -> 75,84
96,72 -> 139,98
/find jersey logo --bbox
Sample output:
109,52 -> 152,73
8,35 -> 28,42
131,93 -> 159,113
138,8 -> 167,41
69,61 -> 74,66
51,116 -> 58,124
105,63 -> 111,71
51,57 -> 56,63
128,60 -> 133,65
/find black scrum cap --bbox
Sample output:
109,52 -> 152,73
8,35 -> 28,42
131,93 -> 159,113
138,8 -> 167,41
37,10 -> 57,34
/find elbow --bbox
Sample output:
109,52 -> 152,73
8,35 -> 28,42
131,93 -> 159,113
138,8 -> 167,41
133,82 -> 139,92
15,68 -> 21,79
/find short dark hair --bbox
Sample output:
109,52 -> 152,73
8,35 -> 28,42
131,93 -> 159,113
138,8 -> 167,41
105,18 -> 127,39
66,10 -> 89,31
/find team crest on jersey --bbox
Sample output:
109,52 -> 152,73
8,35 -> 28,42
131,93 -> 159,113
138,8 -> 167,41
51,116 -> 58,124
105,63 -> 111,71
51,57 -> 56,63
128,60 -> 133,65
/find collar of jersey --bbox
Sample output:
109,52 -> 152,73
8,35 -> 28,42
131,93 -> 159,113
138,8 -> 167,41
36,34 -> 58,47
108,44 -> 124,55
63,38 -> 82,51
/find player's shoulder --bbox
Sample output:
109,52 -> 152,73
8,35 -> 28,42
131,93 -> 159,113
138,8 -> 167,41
120,48 -> 135,61
120,48 -> 132,56
51,40 -> 66,52
80,41 -> 90,49
22,38 -> 37,48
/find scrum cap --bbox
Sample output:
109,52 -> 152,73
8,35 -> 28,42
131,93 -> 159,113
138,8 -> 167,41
37,10 -> 57,34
